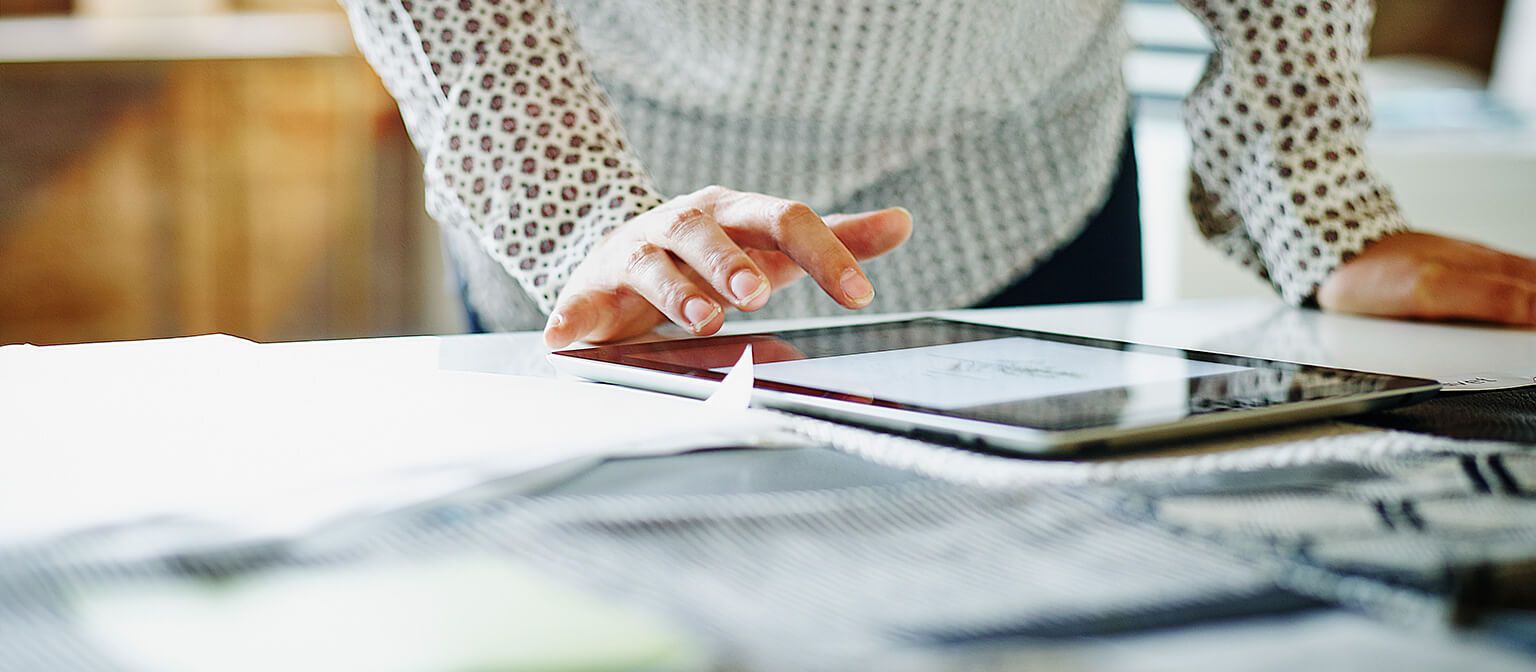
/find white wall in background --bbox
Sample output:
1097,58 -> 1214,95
1133,112 -> 1274,304
1493,0 -> 1536,112
1134,109 -> 1536,304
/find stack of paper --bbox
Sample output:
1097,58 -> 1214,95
0,335 -> 782,551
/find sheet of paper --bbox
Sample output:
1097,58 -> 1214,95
736,337 -> 1250,409
704,345 -> 755,411
0,335 -> 785,549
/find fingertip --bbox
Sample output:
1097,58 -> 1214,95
694,315 -> 726,336
838,267 -> 875,308
543,312 -> 573,349
682,296 -> 723,335
729,269 -> 772,311
888,207 -> 914,244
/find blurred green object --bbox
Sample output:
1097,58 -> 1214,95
72,555 -> 712,672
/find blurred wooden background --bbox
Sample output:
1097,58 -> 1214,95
0,0 -> 450,345
0,0 -> 1514,345
0,58 -> 440,345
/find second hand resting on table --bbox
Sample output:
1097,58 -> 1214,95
542,185 -> 1536,348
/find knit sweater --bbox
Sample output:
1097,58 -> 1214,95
340,0 -> 1408,331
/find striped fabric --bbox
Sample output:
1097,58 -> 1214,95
2,416 -> 1533,670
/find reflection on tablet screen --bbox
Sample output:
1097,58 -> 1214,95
605,319 -> 1404,432
725,337 -> 1251,410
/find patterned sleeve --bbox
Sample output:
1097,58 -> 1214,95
338,0 -> 665,313
1177,0 -> 1409,305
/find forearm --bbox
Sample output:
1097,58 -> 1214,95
1178,0 -> 1408,304
339,0 -> 664,313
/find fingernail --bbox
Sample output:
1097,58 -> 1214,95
683,297 -> 720,332
893,206 -> 912,220
730,269 -> 768,306
544,313 -> 569,348
840,268 -> 874,306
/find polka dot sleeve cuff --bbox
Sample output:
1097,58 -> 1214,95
341,0 -> 665,314
1179,0 -> 1409,305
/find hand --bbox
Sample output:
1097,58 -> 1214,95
543,185 -> 913,348
1319,232 -> 1536,326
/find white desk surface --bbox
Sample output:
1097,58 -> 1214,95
71,299 -> 1536,671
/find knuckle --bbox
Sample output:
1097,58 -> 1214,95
693,184 -> 730,201
771,201 -> 819,237
657,280 -> 692,312
1407,262 -> 1448,301
1486,283 -> 1522,312
703,247 -> 742,277
778,201 -> 817,225
624,242 -> 665,277
658,207 -> 709,244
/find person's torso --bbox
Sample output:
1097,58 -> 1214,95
458,0 -> 1135,329
561,0 -> 1128,206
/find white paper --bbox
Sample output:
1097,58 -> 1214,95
736,337 -> 1250,409
704,345 -> 755,411
0,335 -> 783,549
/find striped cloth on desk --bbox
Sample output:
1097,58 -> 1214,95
791,415 -> 1536,612
1,426 -> 1533,670
452,428 -> 1533,670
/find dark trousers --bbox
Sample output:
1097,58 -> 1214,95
975,130 -> 1143,308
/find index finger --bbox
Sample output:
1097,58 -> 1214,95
708,191 -> 875,309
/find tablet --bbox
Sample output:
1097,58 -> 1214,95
549,318 -> 1441,456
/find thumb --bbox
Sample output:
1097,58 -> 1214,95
822,207 -> 913,260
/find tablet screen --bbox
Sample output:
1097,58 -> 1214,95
735,337 -> 1250,410
562,318 -> 1418,432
